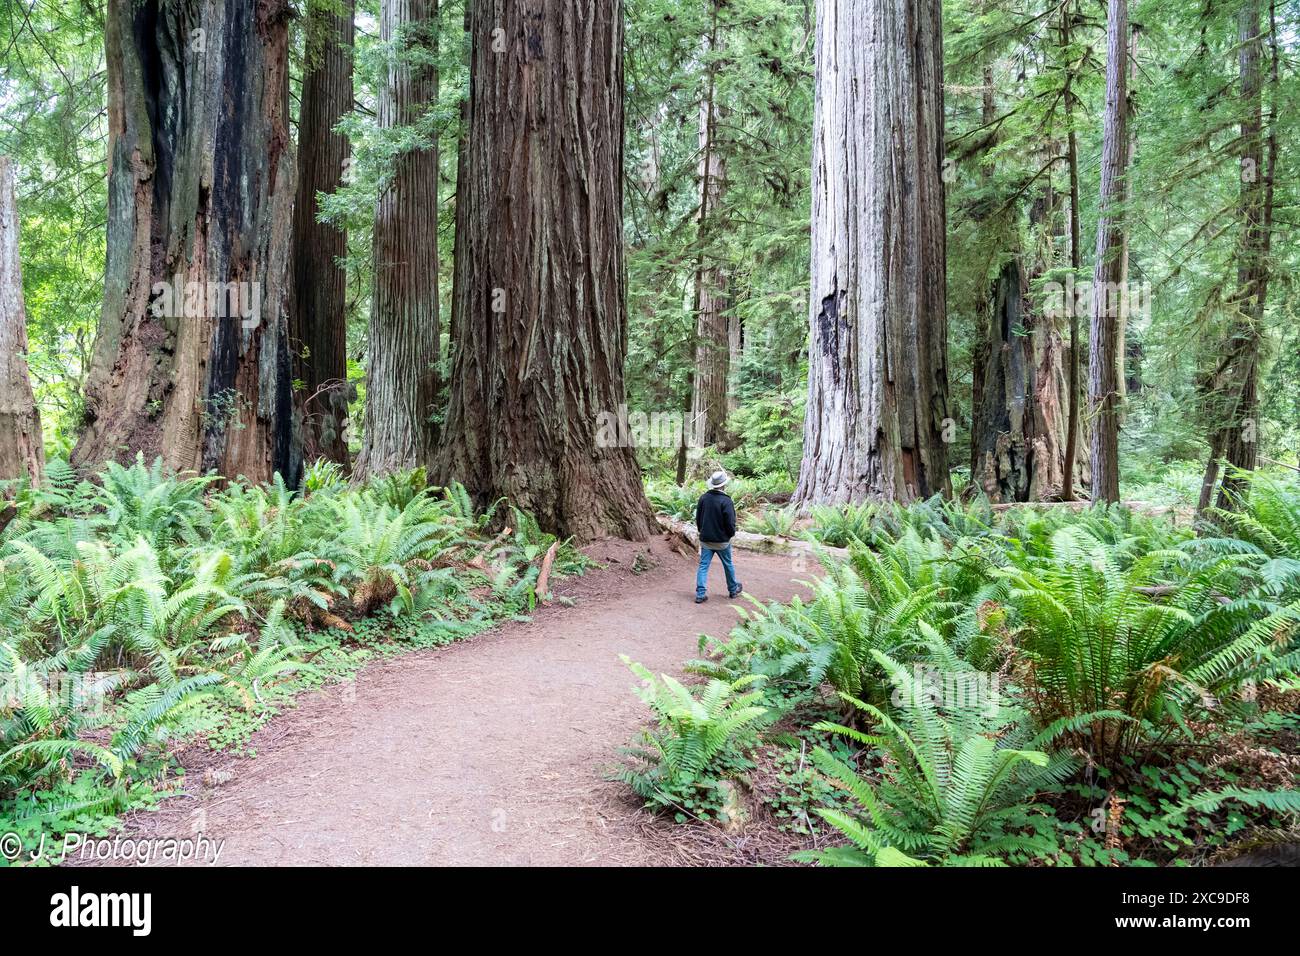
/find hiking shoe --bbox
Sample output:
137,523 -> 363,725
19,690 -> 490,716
695,595 -> 708,604
729,585 -> 744,599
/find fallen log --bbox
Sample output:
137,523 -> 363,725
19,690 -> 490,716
989,500 -> 1194,525
655,514 -> 847,563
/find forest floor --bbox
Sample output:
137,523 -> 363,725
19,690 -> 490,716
90,536 -> 819,866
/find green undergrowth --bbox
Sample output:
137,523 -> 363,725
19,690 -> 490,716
616,471 -> 1300,866
0,457 -> 586,864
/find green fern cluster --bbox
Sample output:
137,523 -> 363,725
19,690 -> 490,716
795,646 -> 1109,867
613,657 -> 770,822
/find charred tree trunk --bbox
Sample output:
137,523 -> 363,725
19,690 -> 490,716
1088,0 -> 1129,503
0,157 -> 44,484
971,260 -> 1030,501
353,0 -> 441,482
435,0 -> 655,541
794,0 -> 951,506
689,6 -> 729,449
289,0 -> 356,473
970,253 -> 1072,501
73,0 -> 296,483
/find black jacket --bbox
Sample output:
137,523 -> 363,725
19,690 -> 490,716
695,489 -> 737,544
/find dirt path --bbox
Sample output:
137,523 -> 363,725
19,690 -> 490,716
105,537 -> 817,866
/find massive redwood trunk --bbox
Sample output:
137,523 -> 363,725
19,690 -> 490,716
73,0 -> 295,483
1088,0 -> 1129,503
352,0 -> 441,482
435,0 -> 655,541
0,157 -> 45,484
290,0 -> 355,472
794,0 -> 951,506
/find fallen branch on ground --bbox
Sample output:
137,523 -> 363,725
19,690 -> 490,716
535,541 -> 558,603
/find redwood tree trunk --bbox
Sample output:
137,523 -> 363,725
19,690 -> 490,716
353,0 -> 441,482
1217,0 -> 1272,508
0,157 -> 45,484
73,0 -> 296,483
1061,0 -> 1084,500
448,1 -> 471,354
794,0 -> 951,506
1116,24 -> 1138,412
290,0 -> 356,472
1088,0 -> 1129,503
689,7 -> 730,448
436,0 -> 655,541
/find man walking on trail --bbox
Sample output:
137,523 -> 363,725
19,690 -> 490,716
695,470 -> 743,604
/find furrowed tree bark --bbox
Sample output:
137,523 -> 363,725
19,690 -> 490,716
794,0 -> 951,506
435,0 -> 655,542
688,4 -> 730,449
0,157 -> 45,484
1088,0 -> 1129,503
73,0 -> 296,483
353,0 -> 441,482
290,0 -> 356,473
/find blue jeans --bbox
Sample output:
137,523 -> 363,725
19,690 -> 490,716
696,545 -> 740,598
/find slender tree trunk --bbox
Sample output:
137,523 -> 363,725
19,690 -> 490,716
1116,24 -> 1138,414
353,0 -> 441,482
0,157 -> 44,484
727,305 -> 744,411
794,0 -> 951,506
290,0 -> 356,474
73,0 -> 296,483
1088,0 -> 1129,504
1214,0 -> 1274,509
689,5 -> 729,448
1061,2 -> 1084,500
968,59 -> 996,486
448,1 -> 471,356
435,0 -> 655,541
1197,432 -> 1225,514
